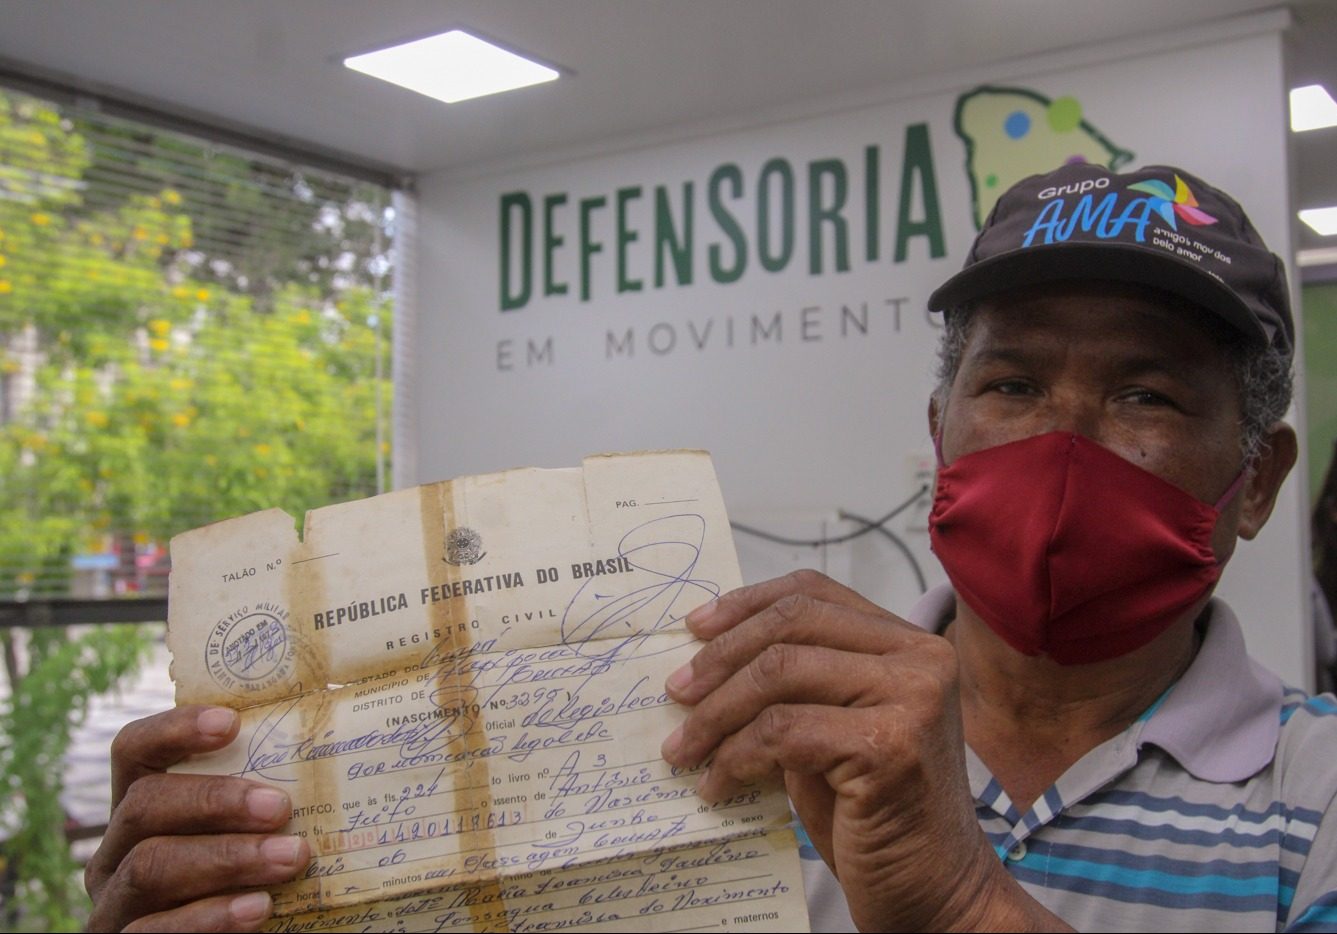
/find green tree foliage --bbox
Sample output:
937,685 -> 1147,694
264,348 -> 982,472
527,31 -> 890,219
0,88 -> 392,929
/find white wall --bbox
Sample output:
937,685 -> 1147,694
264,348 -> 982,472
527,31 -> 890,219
412,20 -> 1312,685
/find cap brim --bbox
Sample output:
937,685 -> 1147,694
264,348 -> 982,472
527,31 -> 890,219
927,241 -> 1269,346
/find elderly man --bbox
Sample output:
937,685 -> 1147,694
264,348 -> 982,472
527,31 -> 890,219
661,163 -> 1331,932
86,164 -> 1331,933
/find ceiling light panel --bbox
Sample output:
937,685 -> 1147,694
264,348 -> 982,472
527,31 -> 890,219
1290,84 -> 1337,132
1299,207 -> 1337,236
345,30 -> 559,104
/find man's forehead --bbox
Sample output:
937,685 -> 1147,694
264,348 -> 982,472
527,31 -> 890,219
968,280 -> 1238,349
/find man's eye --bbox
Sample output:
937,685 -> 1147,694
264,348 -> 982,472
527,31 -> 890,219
990,380 -> 1035,395
1121,389 -> 1173,407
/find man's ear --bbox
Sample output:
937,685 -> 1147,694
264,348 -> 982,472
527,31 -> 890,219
1237,422 -> 1298,540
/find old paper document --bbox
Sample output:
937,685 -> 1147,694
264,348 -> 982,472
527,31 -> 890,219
167,451 -> 810,932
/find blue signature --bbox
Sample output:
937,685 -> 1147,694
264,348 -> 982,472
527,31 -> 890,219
561,514 -> 719,659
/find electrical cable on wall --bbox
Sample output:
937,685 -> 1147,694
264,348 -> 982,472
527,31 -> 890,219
837,508 -> 929,594
729,484 -> 929,548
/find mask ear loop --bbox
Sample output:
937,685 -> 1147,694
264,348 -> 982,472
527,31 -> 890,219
1213,467 -> 1249,512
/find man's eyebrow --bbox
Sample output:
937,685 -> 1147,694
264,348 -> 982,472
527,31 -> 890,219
962,345 -> 1043,368
965,344 -> 1208,384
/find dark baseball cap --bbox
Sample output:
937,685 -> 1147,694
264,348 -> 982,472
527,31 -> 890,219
928,163 -> 1294,356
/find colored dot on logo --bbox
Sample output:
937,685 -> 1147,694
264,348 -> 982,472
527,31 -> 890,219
985,173 -> 998,188
1004,111 -> 1031,139
1047,96 -> 1083,132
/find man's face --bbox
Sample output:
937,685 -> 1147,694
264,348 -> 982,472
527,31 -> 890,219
934,281 -> 1248,561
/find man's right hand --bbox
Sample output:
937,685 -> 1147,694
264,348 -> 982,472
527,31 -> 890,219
84,706 -> 310,933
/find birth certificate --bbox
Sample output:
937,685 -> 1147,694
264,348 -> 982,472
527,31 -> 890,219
166,451 -> 810,932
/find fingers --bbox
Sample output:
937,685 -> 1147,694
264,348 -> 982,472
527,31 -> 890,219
685,569 -> 895,639
88,833 -> 307,933
665,643 -> 892,767
661,569 -> 960,803
88,772 -> 295,896
693,704 -> 899,802
668,587 -> 922,706
122,892 -> 273,933
666,638 -> 957,800
88,707 -> 310,932
110,706 -> 240,808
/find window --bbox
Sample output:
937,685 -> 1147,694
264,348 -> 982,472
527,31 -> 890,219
0,84 -> 399,601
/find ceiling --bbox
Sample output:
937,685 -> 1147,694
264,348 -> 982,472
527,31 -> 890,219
0,0 -> 1334,256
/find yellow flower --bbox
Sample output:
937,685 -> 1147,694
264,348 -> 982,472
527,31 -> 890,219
156,233 -> 169,245
149,338 -> 169,353
294,309 -> 312,325
133,531 -> 150,546
30,212 -> 50,227
162,189 -> 182,206
172,412 -> 191,428
90,232 -> 104,247
253,443 -> 272,458
85,411 -> 109,428
169,377 -> 193,392
0,254 -> 6,267
195,288 -> 210,302
132,226 -> 149,241
148,319 -> 171,336
0,281 -> 11,295
171,285 -> 190,299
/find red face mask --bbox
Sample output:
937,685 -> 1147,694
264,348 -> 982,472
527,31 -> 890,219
928,432 -> 1244,665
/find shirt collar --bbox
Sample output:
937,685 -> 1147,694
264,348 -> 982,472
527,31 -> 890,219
1136,597 -> 1282,781
906,585 -> 1283,783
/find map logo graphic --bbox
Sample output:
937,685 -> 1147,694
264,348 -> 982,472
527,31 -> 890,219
954,86 -> 1133,229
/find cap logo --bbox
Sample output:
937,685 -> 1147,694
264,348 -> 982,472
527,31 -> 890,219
1126,175 -> 1218,231
1037,178 -> 1110,200
1020,174 -> 1215,248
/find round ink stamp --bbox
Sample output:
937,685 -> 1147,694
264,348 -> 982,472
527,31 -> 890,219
206,602 -> 296,695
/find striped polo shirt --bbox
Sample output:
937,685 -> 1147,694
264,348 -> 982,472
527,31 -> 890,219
801,586 -> 1337,932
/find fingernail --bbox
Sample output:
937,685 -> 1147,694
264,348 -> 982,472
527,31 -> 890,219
230,891 -> 271,924
665,660 -> 693,693
661,724 -> 683,761
197,707 -> 237,738
247,787 -> 289,822
686,599 -> 718,626
260,835 -> 303,865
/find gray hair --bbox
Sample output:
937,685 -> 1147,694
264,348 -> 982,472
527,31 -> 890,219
932,305 -> 1293,465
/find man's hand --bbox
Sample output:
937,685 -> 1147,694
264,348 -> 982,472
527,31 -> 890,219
84,706 -> 310,933
659,570 -> 1068,932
